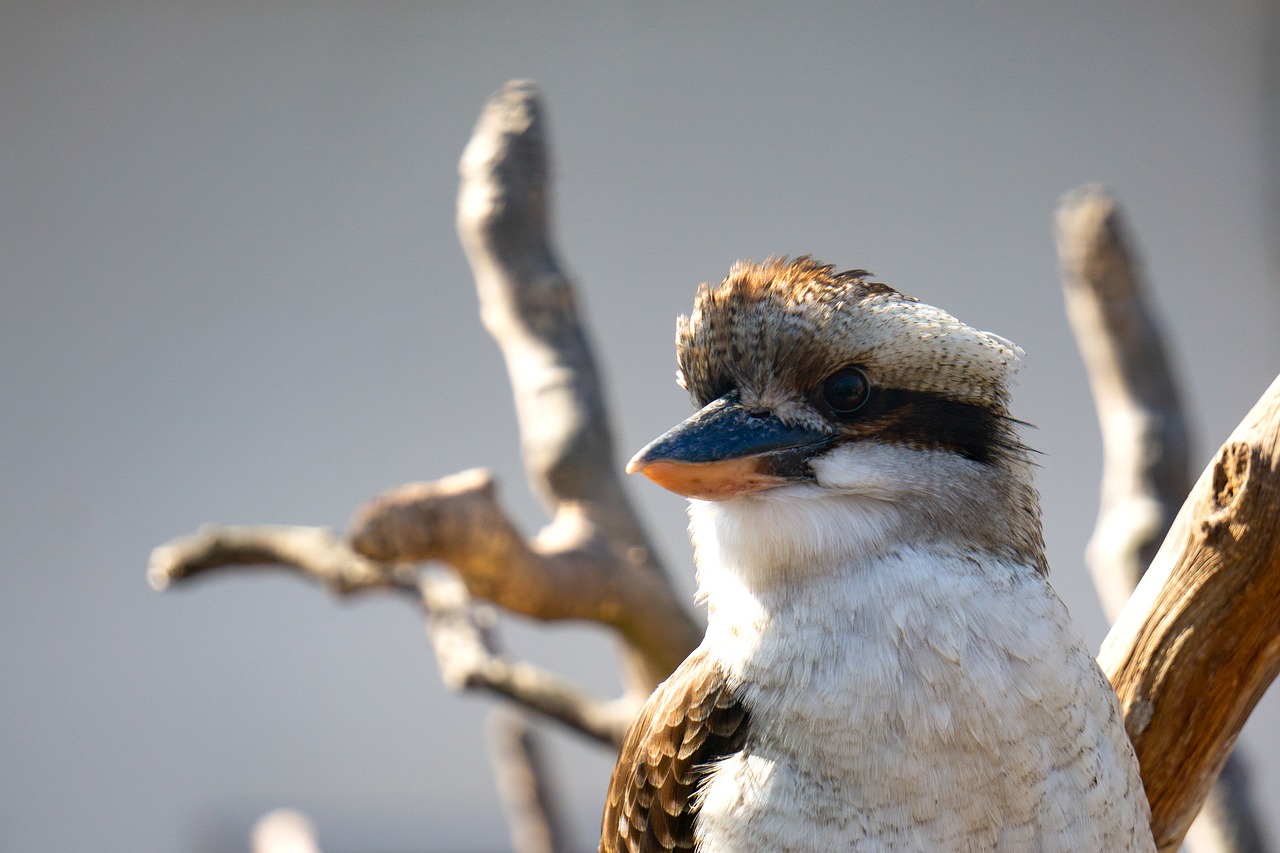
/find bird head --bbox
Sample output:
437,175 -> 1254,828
629,257 -> 1045,580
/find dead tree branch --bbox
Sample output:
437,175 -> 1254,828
150,80 -> 702,849
349,80 -> 700,696
151,82 -> 702,730
1057,186 -> 1192,613
418,565 -> 628,746
1058,187 -> 1269,853
487,708 -> 572,853
148,524 -> 413,596
351,469 -> 666,649
148,525 -> 627,744
1099,372 -> 1280,853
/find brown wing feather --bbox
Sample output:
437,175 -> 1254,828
600,648 -> 750,853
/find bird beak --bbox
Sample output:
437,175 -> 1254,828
626,392 -> 836,500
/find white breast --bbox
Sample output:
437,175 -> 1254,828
690,514 -> 1154,852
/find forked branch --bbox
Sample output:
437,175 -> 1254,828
149,524 -> 626,745
342,80 -> 704,697
448,79 -> 701,692
151,82 -> 701,732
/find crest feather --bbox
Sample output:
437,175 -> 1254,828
675,257 -> 1020,413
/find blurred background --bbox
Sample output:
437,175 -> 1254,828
3,2 -> 1278,850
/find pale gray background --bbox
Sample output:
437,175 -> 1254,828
3,3 -> 1278,851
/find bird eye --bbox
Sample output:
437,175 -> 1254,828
820,366 -> 871,417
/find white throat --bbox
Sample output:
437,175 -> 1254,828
686,470 -> 1036,689
689,485 -> 898,597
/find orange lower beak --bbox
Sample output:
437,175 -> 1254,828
626,457 -> 790,501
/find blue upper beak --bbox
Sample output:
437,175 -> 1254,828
627,392 -> 836,500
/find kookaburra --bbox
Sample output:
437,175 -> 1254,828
600,258 -> 1155,852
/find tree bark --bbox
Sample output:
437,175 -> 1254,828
1100,373 -> 1280,853
1058,186 -> 1268,853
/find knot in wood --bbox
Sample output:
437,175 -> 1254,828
1200,442 -> 1254,544
1212,442 -> 1251,509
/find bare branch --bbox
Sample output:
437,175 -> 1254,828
149,524 -> 627,743
353,469 -> 610,621
352,80 -> 701,696
1058,186 -> 1269,853
418,567 -> 630,746
1056,186 -> 1191,614
487,708 -> 573,853
148,524 -> 413,596
351,468 -> 694,692
1099,373 -> 1280,853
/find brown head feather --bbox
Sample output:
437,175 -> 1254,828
676,256 -> 1022,421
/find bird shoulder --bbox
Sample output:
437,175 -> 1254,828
600,646 -> 750,853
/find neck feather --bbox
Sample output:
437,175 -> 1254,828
689,445 -> 1046,607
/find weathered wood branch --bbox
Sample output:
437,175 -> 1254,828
148,524 -> 414,596
1057,186 -> 1192,614
418,565 -> 628,746
149,81 -> 696,847
350,468 -> 693,694
148,525 -> 627,744
1058,186 -> 1269,853
1099,373 -> 1280,853
487,708 -> 572,853
151,83 -> 700,734
351,80 -> 701,696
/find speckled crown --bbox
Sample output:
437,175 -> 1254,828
675,257 -> 1022,411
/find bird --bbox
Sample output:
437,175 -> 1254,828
599,257 -> 1155,852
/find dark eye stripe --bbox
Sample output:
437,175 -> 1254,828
849,388 -> 1029,465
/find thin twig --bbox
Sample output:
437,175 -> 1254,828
149,525 -> 628,745
487,708 -> 573,853
419,567 -> 630,746
148,524 -> 414,596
